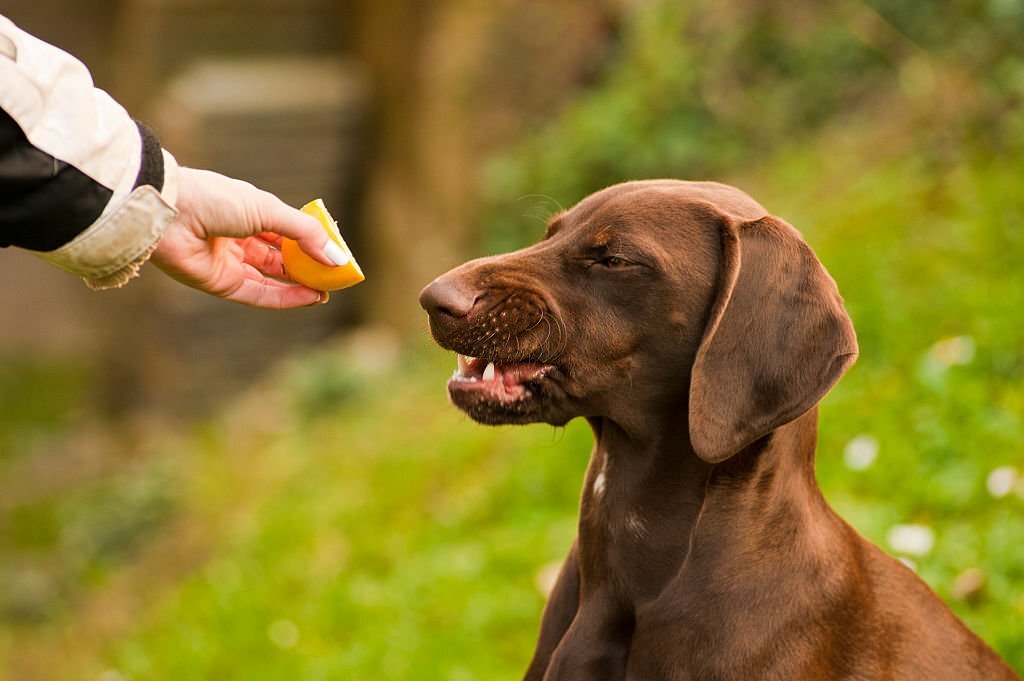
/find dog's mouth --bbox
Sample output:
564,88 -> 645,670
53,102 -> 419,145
449,354 -> 555,398
446,353 -> 559,423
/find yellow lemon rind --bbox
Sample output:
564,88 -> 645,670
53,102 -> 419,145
281,199 -> 365,291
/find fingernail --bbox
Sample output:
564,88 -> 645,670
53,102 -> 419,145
319,291 -> 330,304
323,241 -> 349,267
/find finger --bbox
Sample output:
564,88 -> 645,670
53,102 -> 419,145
228,274 -> 325,309
253,192 -> 341,267
241,264 -> 292,287
241,237 -> 287,278
258,232 -> 284,247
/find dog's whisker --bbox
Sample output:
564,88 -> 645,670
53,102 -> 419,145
538,315 -> 554,359
549,308 -> 569,362
524,311 -> 546,335
517,193 -> 566,215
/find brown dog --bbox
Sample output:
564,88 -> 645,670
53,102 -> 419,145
419,180 -> 1018,680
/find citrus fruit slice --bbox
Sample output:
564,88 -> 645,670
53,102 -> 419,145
281,199 -> 365,291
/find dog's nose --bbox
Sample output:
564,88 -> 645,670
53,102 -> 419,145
419,277 -> 480,319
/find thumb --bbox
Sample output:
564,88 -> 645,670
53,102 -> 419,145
256,194 -> 346,268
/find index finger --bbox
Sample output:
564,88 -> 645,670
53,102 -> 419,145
251,191 -> 339,267
258,232 -> 283,248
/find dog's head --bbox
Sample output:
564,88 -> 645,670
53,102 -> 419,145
419,180 -> 857,462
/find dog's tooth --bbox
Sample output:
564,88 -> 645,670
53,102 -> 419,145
457,354 -> 470,375
482,362 -> 496,381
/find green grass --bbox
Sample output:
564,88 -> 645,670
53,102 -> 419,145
3,152 -> 1022,679
85,347 -> 590,681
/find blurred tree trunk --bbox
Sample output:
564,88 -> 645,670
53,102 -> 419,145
343,0 -> 616,332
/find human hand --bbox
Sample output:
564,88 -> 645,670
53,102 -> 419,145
151,168 -> 350,308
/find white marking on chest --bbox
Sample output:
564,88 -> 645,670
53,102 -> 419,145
592,452 -> 608,498
625,510 -> 649,540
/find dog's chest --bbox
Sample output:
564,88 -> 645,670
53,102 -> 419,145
577,450 -> 703,601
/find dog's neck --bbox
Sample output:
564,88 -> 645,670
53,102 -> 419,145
580,406 -> 846,604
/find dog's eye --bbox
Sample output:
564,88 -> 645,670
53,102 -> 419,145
597,256 -> 629,269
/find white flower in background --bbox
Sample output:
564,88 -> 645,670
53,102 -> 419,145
951,567 -> 986,601
986,466 -> 1019,499
535,560 -> 565,597
97,671 -> 129,681
268,618 -> 300,649
927,335 -> 976,368
843,434 -> 879,471
887,524 -> 935,557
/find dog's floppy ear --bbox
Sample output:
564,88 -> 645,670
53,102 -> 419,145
688,216 -> 858,463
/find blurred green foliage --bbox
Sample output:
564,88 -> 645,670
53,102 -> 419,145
0,361 -> 177,625
483,0 -> 1024,250
0,360 -> 91,461
3,1 -> 1024,678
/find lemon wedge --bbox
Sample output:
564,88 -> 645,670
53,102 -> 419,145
281,199 -> 365,291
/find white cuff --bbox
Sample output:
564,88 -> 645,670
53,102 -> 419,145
31,185 -> 178,290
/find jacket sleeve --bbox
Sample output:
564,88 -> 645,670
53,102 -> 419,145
0,14 -> 179,290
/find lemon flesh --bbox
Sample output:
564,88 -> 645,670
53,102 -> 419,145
281,199 -> 365,291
